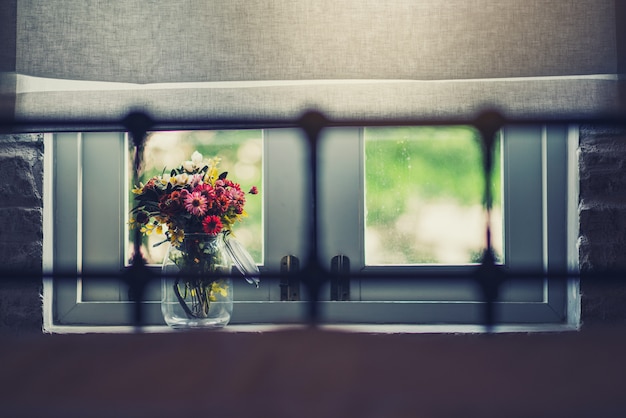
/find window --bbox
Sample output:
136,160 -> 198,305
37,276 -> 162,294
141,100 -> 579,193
363,125 -> 502,265
43,123 -> 580,331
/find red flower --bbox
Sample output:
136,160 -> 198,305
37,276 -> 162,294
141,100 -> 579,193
214,185 -> 225,197
158,192 -> 184,216
202,215 -> 223,235
249,186 -> 258,195
215,195 -> 230,214
193,183 -> 215,201
144,179 -> 157,189
134,210 -> 150,224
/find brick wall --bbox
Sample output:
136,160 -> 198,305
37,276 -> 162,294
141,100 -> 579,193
0,133 -> 44,335
579,125 -> 626,325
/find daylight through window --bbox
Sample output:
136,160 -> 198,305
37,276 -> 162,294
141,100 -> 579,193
364,126 -> 502,265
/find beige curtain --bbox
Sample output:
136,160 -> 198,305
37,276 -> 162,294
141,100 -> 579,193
1,0 -> 623,125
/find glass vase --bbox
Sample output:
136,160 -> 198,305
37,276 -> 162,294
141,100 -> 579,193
161,233 -> 233,329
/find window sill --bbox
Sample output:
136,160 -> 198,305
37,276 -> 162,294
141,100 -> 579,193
43,322 -> 580,335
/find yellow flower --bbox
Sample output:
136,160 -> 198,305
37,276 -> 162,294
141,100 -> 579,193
208,157 -> 221,167
205,158 -> 221,185
211,281 -> 228,297
169,228 -> 184,244
131,183 -> 144,194
140,223 -> 155,235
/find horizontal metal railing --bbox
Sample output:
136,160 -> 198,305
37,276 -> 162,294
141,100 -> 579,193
3,109 -> 626,333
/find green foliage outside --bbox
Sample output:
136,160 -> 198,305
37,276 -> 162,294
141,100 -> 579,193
364,126 -> 502,264
365,126 -> 501,226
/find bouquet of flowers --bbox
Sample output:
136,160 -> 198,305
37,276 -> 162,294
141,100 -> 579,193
130,151 -> 258,321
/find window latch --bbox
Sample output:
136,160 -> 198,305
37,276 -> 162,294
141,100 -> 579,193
280,255 -> 300,301
330,255 -> 350,301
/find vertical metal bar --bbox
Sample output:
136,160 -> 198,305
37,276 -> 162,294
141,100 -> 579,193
474,111 -> 506,333
123,112 -> 153,330
298,111 -> 328,326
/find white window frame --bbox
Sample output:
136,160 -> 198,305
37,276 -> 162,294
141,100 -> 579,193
316,124 -> 579,327
42,124 -> 580,332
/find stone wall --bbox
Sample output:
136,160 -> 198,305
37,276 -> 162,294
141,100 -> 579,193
0,133 -> 44,335
579,126 -> 626,325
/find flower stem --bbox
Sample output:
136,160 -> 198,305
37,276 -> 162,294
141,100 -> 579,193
173,277 -> 195,319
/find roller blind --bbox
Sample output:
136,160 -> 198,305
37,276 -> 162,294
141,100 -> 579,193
1,0 -> 623,124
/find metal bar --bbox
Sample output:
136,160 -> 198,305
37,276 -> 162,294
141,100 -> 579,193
299,111 -> 328,326
4,110 -> 626,133
124,112 -> 154,329
2,108 -> 623,331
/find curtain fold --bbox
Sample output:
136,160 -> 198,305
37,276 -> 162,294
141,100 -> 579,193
2,0 -> 623,125
14,77 -> 622,126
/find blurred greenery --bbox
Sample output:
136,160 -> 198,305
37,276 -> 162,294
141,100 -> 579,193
365,126 -> 501,225
365,126 -> 502,264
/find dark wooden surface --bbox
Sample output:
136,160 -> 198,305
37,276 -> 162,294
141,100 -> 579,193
1,327 -> 626,417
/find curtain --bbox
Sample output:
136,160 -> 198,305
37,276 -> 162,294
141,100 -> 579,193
1,0 -> 623,126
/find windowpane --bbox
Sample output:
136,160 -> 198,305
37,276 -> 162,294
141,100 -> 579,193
364,126 -> 502,265
126,130 -> 263,265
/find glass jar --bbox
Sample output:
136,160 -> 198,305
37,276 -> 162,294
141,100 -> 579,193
161,233 -> 233,329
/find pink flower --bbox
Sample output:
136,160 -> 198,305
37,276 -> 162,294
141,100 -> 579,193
249,186 -> 258,195
184,191 -> 208,217
214,185 -> 225,197
189,174 -> 204,188
193,183 -> 215,200
202,215 -> 223,235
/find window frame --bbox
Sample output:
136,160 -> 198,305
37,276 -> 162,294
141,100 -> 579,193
42,124 -> 580,332
315,124 -> 578,325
